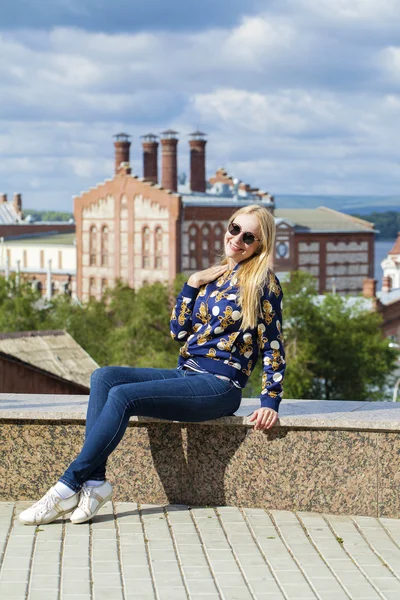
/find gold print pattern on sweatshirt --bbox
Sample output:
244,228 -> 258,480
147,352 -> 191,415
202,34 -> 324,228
216,271 -> 231,287
178,303 -> 192,326
197,324 -> 213,346
217,332 -> 239,352
179,341 -> 191,358
242,360 -> 253,377
218,306 -> 240,329
171,306 -> 177,321
214,286 -> 233,303
198,284 -> 208,297
262,300 -> 275,325
269,272 -> 282,297
205,348 -> 217,359
276,320 -> 284,342
257,324 -> 268,349
262,372 -> 271,391
264,349 -> 283,371
196,302 -> 211,325
238,333 -> 253,357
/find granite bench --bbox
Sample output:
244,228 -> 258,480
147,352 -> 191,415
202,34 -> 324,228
1,394 -> 399,518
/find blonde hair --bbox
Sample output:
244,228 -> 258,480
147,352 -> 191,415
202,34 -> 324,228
220,204 -> 278,331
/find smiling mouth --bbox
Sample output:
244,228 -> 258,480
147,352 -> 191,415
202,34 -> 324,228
230,241 -> 243,251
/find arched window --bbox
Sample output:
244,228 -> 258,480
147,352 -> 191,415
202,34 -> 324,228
188,224 -> 199,270
154,226 -> 163,269
89,277 -> 96,298
214,223 -> 224,254
101,226 -> 109,267
201,224 -> 211,268
142,226 -> 150,268
89,226 -> 97,266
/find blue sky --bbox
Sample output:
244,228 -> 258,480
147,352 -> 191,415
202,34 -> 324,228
2,0 -> 400,211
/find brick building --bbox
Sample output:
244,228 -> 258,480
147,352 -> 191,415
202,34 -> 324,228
74,132 -> 375,302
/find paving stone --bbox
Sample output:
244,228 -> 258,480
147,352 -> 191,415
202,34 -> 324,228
4,501 -> 400,599
29,592 -> 64,600
62,567 -> 91,582
0,581 -> 28,596
62,580 -> 91,595
187,579 -> 219,594
156,586 -> 188,600
30,575 -> 60,591
219,586 -> 253,600
0,569 -> 30,582
92,587 -> 124,600
124,578 -> 154,593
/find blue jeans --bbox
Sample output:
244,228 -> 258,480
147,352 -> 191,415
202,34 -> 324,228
59,366 -> 242,492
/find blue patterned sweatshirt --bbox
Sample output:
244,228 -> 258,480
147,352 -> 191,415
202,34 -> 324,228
170,265 -> 286,412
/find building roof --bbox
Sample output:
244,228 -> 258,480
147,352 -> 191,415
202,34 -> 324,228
4,233 -> 76,246
0,330 -> 98,388
377,288 -> 400,306
0,202 -> 21,224
388,233 -> 400,255
274,207 -> 375,233
181,194 -> 274,208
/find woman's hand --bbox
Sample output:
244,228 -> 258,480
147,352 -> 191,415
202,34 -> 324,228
187,264 -> 229,288
249,407 -> 278,431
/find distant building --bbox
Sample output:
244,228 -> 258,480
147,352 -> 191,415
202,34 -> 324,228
73,133 -> 375,301
0,233 -> 76,298
373,232 -> 400,343
0,330 -> 98,394
381,232 -> 400,292
0,193 -> 75,239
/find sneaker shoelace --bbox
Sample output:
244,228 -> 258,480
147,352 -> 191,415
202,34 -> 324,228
79,484 -> 95,512
33,490 -> 59,517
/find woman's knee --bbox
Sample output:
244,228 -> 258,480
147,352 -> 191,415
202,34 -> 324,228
90,366 -> 119,388
107,386 -> 133,412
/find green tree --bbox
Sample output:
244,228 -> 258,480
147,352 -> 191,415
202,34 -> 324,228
23,209 -> 74,222
0,275 -> 47,332
43,293 -> 115,366
107,281 -> 180,368
351,211 -> 400,240
281,271 -> 398,401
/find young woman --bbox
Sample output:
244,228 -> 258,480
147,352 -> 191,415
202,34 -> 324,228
19,203 -> 285,526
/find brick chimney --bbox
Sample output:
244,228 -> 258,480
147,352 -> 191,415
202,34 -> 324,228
0,194 -> 7,204
113,133 -> 131,175
13,193 -> 22,217
363,277 -> 377,298
189,131 -> 207,193
160,130 -> 178,192
382,275 -> 392,293
141,134 -> 159,184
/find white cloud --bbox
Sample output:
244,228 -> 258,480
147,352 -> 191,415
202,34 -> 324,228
295,0 -> 399,24
1,4 -> 400,208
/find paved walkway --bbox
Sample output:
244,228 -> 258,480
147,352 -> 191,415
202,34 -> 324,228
1,502 -> 400,600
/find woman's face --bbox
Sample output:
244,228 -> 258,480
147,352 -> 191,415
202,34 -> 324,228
224,212 -> 262,266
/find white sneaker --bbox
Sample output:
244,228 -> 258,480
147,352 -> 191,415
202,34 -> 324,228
70,481 -> 113,524
19,487 -> 79,525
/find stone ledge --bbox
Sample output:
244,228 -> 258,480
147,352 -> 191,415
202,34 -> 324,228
1,394 -> 400,431
1,394 -> 400,517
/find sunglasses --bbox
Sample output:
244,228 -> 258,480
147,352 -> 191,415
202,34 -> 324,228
228,222 -> 261,246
